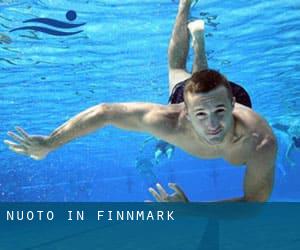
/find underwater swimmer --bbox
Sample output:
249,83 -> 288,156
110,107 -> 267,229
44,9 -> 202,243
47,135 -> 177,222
273,120 -> 300,168
4,0 -> 277,202
135,158 -> 158,186
138,136 -> 175,164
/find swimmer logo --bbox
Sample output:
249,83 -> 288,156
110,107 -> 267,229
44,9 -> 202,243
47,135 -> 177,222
10,10 -> 85,36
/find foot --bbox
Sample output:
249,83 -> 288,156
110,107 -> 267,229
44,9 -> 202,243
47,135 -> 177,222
188,20 -> 205,47
188,19 -> 205,35
179,0 -> 192,8
154,149 -> 163,164
179,0 -> 198,6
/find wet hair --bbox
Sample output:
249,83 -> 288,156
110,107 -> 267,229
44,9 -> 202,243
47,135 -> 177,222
183,69 -> 233,105
292,136 -> 300,148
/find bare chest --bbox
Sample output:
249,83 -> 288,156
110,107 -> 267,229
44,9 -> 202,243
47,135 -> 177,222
223,139 -> 252,166
174,133 -> 253,165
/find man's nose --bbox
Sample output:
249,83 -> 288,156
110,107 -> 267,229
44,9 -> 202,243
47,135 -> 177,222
208,116 -> 219,129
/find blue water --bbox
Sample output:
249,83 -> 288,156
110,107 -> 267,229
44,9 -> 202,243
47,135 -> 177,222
0,0 -> 299,201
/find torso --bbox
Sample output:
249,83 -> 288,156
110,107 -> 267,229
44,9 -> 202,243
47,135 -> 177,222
165,103 -> 274,167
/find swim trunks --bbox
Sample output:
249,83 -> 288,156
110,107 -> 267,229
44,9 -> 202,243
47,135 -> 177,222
168,79 -> 252,108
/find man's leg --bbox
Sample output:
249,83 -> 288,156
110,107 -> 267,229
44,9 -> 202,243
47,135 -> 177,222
188,20 -> 208,73
168,0 -> 192,95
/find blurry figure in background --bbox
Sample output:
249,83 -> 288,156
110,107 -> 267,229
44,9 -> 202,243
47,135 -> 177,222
139,136 -> 175,165
273,120 -> 300,168
273,128 -> 290,177
135,137 -> 158,186
135,158 -> 158,187
136,137 -> 175,186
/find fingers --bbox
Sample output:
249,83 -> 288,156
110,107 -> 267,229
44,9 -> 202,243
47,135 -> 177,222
156,183 -> 168,199
6,127 -> 31,146
15,126 -> 30,140
148,187 -> 162,202
11,148 -> 27,155
148,183 -> 188,203
4,140 -> 27,155
168,183 -> 187,200
4,127 -> 31,151
4,140 -> 25,149
148,183 -> 188,202
7,131 -> 29,145
148,183 -> 170,202
4,139 -> 18,147
30,155 -> 42,160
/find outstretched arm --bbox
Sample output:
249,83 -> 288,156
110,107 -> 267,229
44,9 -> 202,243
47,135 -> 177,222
4,103 -> 178,160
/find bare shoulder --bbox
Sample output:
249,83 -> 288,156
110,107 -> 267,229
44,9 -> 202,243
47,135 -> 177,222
144,103 -> 186,135
233,103 -> 276,151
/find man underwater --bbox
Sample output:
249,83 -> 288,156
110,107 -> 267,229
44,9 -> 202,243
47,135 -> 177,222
4,0 -> 277,202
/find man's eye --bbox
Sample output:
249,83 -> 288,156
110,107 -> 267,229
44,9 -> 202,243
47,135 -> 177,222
216,109 -> 225,114
196,112 -> 206,116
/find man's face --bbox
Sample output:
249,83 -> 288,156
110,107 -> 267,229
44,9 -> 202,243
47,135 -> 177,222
185,86 -> 234,145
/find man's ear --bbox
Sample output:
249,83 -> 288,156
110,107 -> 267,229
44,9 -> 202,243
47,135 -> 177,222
231,97 -> 236,108
184,105 -> 190,120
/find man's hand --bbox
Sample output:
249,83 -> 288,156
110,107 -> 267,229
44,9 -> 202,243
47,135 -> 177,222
148,183 -> 189,202
4,127 -> 51,160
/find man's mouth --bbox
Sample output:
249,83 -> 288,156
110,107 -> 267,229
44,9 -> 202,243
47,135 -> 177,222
207,127 -> 222,135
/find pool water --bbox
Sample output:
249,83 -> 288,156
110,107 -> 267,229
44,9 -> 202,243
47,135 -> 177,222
0,0 -> 299,201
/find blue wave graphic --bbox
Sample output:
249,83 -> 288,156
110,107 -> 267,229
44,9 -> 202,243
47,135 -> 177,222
9,26 -> 83,36
23,18 -> 85,29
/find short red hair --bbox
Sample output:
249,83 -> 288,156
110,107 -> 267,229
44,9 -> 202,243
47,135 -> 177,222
183,69 -> 233,103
